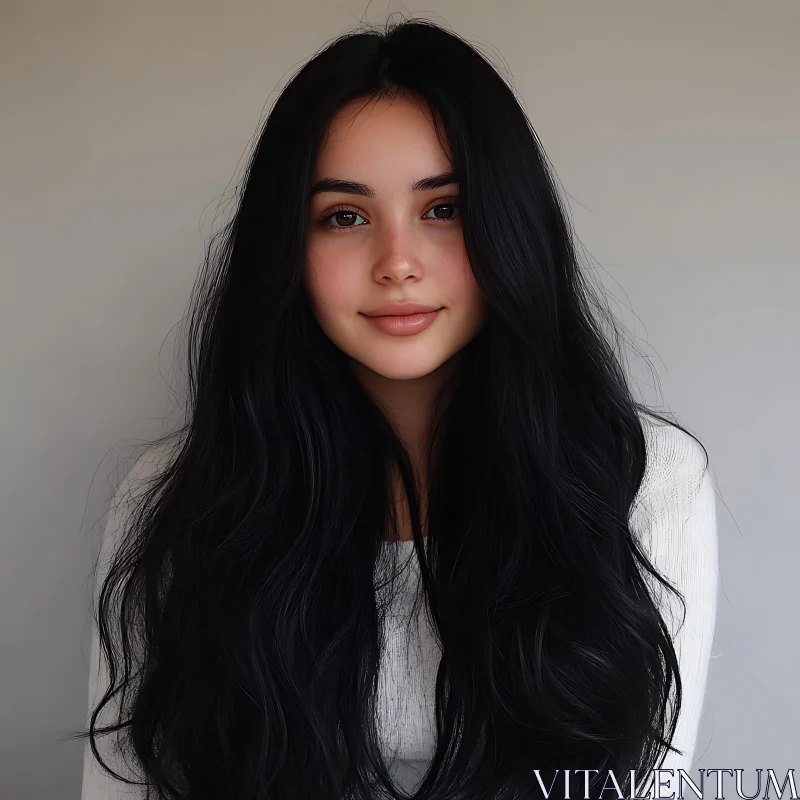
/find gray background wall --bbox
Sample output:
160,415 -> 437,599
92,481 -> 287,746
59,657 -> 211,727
1,1 -> 797,796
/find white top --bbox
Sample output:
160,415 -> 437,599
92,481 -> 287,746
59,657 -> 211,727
81,413 -> 719,798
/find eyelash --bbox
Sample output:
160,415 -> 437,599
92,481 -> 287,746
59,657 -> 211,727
319,200 -> 461,232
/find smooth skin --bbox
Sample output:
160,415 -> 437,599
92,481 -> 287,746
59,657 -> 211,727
304,94 -> 486,537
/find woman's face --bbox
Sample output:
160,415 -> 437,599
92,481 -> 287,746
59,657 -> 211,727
304,94 -> 486,382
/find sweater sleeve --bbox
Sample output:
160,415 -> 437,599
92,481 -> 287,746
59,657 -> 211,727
81,447 -> 172,800
631,420 -> 720,795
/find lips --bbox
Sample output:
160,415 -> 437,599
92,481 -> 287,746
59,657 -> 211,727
362,307 -> 443,336
362,302 -> 442,317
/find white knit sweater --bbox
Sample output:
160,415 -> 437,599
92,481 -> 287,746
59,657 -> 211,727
81,414 -> 719,798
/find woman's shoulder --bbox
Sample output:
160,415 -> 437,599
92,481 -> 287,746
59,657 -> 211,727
635,410 -> 710,493
630,410 -> 719,600
98,439 -> 181,558
632,410 -> 716,520
112,439 -> 181,503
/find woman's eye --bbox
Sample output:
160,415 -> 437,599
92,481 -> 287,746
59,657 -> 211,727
320,203 -> 461,232
423,203 -> 461,222
323,209 -> 366,230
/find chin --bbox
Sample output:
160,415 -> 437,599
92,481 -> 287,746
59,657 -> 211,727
357,353 -> 448,382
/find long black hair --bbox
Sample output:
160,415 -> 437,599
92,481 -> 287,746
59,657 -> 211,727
69,15 -> 709,800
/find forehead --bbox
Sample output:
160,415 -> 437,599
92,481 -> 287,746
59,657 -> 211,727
312,95 -> 452,180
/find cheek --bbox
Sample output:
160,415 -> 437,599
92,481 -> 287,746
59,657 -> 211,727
446,256 -> 485,325
442,251 -> 480,304
305,258 -> 358,317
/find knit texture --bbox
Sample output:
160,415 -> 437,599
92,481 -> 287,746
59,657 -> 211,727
81,413 -> 719,798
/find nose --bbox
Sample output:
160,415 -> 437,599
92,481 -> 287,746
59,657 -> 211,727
374,262 -> 421,284
371,228 -> 424,284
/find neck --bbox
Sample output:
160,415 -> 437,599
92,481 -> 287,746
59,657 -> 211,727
349,354 -> 461,474
350,354 -> 464,542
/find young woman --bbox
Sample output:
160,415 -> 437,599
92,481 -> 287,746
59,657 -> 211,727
75,17 -> 718,800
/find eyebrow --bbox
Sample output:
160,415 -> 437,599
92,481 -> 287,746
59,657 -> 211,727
309,171 -> 459,199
